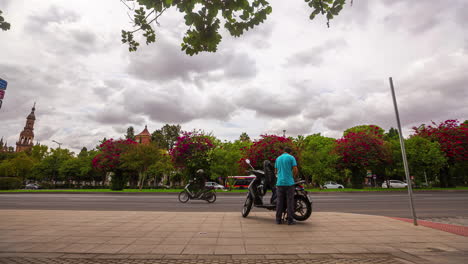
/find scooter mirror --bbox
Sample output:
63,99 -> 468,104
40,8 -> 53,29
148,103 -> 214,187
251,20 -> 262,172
245,159 -> 251,164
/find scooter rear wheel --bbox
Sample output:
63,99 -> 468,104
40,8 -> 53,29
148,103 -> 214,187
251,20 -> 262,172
242,194 -> 253,217
178,191 -> 190,203
292,195 -> 312,221
206,191 -> 216,203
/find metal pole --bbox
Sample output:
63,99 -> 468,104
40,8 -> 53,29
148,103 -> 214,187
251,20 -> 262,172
389,77 -> 418,226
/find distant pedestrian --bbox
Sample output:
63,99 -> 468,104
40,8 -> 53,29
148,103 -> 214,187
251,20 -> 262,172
274,146 -> 298,225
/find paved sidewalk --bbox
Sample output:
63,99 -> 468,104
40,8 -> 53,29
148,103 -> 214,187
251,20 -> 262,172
0,210 -> 467,263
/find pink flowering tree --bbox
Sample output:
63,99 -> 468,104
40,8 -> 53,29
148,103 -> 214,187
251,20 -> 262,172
240,135 -> 298,171
170,131 -> 215,180
334,130 -> 390,188
413,119 -> 468,187
92,138 -> 137,190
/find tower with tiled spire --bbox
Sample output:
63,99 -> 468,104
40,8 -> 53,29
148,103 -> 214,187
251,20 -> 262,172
16,103 -> 36,152
135,125 -> 151,145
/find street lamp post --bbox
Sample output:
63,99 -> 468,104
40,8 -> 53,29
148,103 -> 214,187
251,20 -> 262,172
52,140 -> 62,149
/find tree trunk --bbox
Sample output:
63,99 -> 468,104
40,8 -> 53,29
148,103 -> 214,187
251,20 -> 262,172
351,167 -> 364,189
110,170 -> 125,191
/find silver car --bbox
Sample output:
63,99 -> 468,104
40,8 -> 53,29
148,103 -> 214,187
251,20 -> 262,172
382,180 -> 407,188
323,181 -> 344,189
205,182 -> 226,190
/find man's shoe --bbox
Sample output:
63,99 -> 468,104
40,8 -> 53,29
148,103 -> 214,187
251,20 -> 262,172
276,220 -> 283,225
287,221 -> 296,225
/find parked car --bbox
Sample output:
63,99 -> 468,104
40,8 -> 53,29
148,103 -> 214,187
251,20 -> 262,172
323,181 -> 344,189
382,180 -> 408,188
205,182 -> 226,190
25,183 -> 40,190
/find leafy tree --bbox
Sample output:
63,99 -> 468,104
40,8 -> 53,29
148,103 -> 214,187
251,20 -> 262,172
344,124 -> 385,137
120,144 -> 164,189
0,159 -> 14,177
385,127 -> 399,141
170,130 -> 214,179
301,134 -> 340,186
125,126 -> 136,140
92,138 -> 137,190
0,10 -> 11,31
334,130 -> 390,188
241,134 -> 297,170
210,140 -> 250,186
151,124 -> 181,150
121,0 -> 348,54
413,120 -> 468,187
405,135 -> 447,186
147,153 -> 174,187
32,148 -> 74,184
30,144 -> 49,162
239,132 -> 251,143
59,158 -> 82,187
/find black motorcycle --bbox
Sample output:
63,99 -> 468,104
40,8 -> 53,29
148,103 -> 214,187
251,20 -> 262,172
241,159 -> 312,221
178,181 -> 216,203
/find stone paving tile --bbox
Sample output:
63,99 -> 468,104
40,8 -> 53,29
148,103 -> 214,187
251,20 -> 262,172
62,244 -> 101,253
151,244 -> 185,254
118,244 -> 155,254
189,238 -> 217,245
214,246 -> 245,255
182,245 -> 215,255
217,238 -> 244,246
132,237 -> 163,245
25,243 -> 71,253
88,244 -> 127,254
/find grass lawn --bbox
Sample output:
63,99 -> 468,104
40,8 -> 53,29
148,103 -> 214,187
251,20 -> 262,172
1,187 -> 467,193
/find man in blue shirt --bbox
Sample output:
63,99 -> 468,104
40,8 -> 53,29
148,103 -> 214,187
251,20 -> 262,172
275,146 -> 298,225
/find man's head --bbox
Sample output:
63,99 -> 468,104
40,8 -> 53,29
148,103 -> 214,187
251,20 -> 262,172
284,147 -> 292,154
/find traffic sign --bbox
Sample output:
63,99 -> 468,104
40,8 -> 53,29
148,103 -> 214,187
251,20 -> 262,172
0,79 -> 7,90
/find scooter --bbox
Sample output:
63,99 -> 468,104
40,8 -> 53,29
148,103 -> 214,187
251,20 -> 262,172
241,159 -> 312,221
178,181 -> 216,203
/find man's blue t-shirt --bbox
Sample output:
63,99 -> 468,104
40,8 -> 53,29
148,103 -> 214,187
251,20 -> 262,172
275,153 -> 297,186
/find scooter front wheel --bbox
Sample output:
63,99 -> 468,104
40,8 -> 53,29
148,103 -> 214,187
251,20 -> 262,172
242,194 -> 253,217
178,191 -> 190,203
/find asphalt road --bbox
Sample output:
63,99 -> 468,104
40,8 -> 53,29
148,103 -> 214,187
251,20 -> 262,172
0,191 -> 467,218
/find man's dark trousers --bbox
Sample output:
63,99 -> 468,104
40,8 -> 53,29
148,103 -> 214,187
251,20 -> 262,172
276,185 -> 294,223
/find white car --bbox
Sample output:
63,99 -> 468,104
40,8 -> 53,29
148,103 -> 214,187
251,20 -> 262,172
382,180 -> 408,188
25,183 -> 40,190
205,182 -> 226,190
323,181 -> 344,189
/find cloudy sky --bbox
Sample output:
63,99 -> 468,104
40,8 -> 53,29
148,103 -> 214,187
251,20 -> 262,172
1,0 -> 467,153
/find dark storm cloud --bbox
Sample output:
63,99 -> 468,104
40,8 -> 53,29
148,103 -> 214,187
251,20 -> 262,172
235,87 -> 307,118
92,106 -> 146,126
286,39 -> 347,67
120,84 -> 236,123
126,37 -> 257,83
